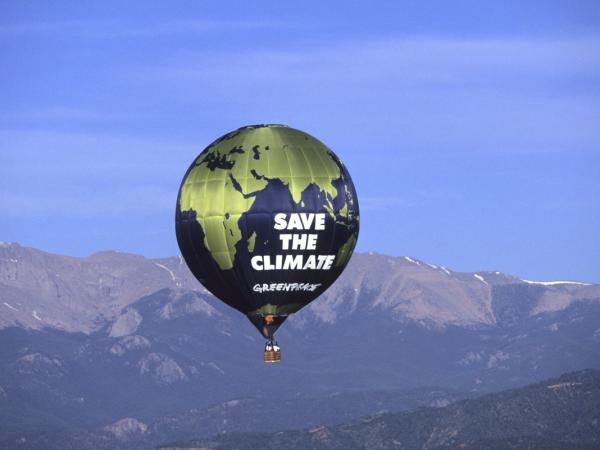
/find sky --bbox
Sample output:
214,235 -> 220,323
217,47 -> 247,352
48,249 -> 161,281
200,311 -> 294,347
1,1 -> 599,283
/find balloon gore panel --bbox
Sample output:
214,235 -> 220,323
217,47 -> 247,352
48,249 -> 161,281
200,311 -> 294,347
175,125 -> 359,318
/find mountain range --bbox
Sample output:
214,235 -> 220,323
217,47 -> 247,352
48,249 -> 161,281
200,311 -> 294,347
1,242 -> 599,449
2,242 -> 598,334
160,369 -> 600,450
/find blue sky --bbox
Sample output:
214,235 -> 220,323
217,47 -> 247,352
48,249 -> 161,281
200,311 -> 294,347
1,1 -> 599,282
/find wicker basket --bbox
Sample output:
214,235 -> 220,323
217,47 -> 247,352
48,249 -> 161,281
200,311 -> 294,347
264,350 -> 281,363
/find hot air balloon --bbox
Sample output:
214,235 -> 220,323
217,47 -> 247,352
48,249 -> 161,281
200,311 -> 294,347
175,125 -> 359,362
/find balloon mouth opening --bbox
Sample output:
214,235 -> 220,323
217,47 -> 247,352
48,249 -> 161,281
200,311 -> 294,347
247,314 -> 288,339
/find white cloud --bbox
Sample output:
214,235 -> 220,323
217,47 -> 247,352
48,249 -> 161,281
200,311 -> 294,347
2,34 -> 599,223
115,35 -> 600,153
95,19 -> 293,38
1,186 -> 175,218
0,129 -> 200,181
0,107 -> 115,121
0,129 -> 201,219
140,35 -> 600,87
0,19 -> 293,38
4,34 -> 599,155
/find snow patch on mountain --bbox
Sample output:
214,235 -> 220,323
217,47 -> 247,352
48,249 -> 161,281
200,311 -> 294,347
522,279 -> 591,286
206,361 -> 225,375
474,274 -> 488,285
155,262 -> 175,280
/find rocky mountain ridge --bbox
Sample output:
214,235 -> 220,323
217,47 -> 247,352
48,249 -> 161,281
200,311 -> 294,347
1,242 -> 598,334
0,242 -> 200,332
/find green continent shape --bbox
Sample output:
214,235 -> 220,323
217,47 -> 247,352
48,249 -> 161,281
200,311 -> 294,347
247,232 -> 256,253
179,125 -> 349,271
336,232 -> 358,267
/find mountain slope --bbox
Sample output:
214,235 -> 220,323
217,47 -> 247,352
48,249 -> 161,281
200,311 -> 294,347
1,243 -> 598,333
160,369 -> 600,450
0,242 -> 199,332
1,244 -> 599,449
1,287 -> 599,449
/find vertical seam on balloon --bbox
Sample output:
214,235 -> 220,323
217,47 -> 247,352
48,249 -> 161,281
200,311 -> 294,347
327,156 -> 342,273
203,169 -> 223,278
240,139 -> 254,310
222,167 -> 234,270
216,146 -> 239,311
243,134 -> 250,205
201,165 -> 211,254
311,140 -> 337,306
281,131 -> 295,206
187,176 -> 214,299
311,142 -> 336,213
266,129 -> 271,180
242,213 -> 253,312
265,130 -> 277,295
294,135 -> 324,312
297,137 -> 316,193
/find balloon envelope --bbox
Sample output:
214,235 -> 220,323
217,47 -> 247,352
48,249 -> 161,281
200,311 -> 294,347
176,125 -> 359,336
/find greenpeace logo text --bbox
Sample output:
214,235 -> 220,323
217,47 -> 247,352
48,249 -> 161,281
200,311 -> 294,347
253,283 -> 322,293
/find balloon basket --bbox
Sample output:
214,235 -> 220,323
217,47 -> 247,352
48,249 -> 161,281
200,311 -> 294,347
264,340 -> 281,363
264,349 -> 281,363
